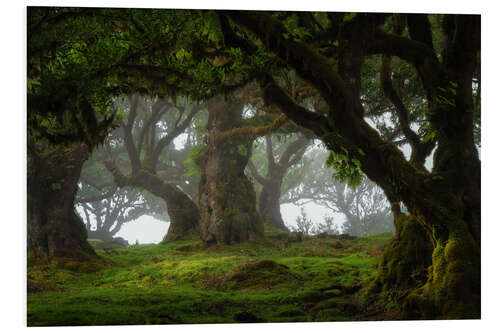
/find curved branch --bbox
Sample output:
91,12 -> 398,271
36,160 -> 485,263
406,14 -> 435,51
225,11 -> 349,107
380,55 -> 433,166
367,30 -> 441,98
149,104 -> 202,170
259,76 -> 332,137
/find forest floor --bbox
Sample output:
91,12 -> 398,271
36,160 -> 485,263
27,230 -> 393,326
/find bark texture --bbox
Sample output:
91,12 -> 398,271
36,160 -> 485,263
196,96 -> 264,245
27,141 -> 95,260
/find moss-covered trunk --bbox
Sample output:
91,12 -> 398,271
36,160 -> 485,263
27,141 -> 95,260
404,173 -> 480,319
197,96 -> 264,245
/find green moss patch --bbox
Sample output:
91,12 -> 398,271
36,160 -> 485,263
27,232 -> 393,326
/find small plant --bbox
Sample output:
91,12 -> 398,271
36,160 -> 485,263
316,216 -> 341,235
295,208 -> 315,236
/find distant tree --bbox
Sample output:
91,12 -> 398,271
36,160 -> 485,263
76,187 -> 148,241
75,131 -> 172,240
282,147 -> 394,236
247,133 -> 310,231
105,95 -> 202,241
334,180 -> 394,237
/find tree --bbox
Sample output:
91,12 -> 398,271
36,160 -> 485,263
281,147 -> 394,236
195,92 -> 270,245
77,186 -> 147,241
27,8 -> 123,260
105,95 -> 202,241
223,11 -> 481,318
27,8 -> 481,318
338,181 -> 394,236
247,133 -> 310,231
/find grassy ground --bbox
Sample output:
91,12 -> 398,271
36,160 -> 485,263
27,231 -> 393,326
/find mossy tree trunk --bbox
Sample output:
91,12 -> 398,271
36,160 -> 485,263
227,12 -> 481,318
370,213 -> 434,318
27,140 -> 95,260
197,96 -> 264,245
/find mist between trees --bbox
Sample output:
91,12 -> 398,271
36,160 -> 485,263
75,102 -> 396,244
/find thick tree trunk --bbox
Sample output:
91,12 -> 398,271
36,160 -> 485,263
27,142 -> 95,260
105,163 -> 199,242
370,213 -> 434,318
197,96 -> 264,245
403,15 -> 481,319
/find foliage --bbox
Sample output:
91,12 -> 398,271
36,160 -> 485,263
325,150 -> 363,188
27,8 -> 481,318
184,144 -> 206,177
27,8 -> 262,148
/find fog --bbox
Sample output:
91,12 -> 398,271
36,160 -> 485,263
114,202 -> 341,244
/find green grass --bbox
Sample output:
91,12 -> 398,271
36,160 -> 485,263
27,232 -> 393,326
